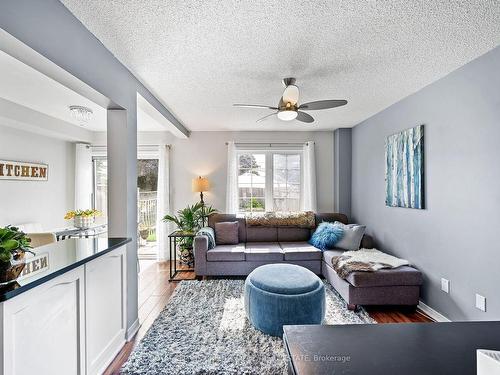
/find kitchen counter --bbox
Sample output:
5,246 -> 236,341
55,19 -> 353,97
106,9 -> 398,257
0,237 -> 131,375
0,237 -> 130,302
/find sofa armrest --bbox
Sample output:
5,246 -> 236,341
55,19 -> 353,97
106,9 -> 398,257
194,235 -> 208,276
360,234 -> 375,249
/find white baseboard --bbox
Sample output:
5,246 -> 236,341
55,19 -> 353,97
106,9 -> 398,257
126,318 -> 141,341
418,300 -> 451,322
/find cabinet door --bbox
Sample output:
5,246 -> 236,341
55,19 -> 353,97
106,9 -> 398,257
2,267 -> 86,375
85,246 -> 127,375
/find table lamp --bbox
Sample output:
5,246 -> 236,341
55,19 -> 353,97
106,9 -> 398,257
192,176 -> 210,205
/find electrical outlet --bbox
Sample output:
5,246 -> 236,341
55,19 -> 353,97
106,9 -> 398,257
441,278 -> 450,293
476,294 -> 486,312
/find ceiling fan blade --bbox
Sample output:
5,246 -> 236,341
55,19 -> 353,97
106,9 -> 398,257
256,112 -> 278,123
299,100 -> 347,110
233,104 -> 278,110
296,111 -> 314,123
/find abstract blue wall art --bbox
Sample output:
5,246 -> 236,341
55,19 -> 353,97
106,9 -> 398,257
385,125 -> 425,209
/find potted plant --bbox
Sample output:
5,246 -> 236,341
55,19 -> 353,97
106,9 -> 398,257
0,226 -> 34,285
64,209 -> 101,229
163,202 -> 217,265
138,222 -> 150,241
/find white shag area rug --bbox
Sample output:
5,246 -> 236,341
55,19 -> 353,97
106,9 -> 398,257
122,279 -> 375,375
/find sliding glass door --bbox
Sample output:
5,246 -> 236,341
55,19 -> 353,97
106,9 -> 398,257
92,157 -> 159,259
137,159 -> 159,259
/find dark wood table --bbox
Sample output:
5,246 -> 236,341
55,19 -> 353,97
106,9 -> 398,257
283,321 -> 500,375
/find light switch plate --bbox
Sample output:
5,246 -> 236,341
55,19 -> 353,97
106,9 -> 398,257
476,294 -> 487,312
441,278 -> 450,293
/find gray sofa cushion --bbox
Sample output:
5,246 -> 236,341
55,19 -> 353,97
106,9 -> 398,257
277,227 -> 311,242
315,213 -> 348,226
214,221 -> 239,245
322,249 -> 344,265
246,226 -> 278,242
245,242 -> 283,261
207,243 -> 246,261
345,266 -> 423,287
208,214 -> 247,242
280,242 -> 322,261
360,234 -> 375,249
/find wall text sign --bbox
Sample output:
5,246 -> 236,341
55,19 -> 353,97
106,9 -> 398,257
0,160 -> 48,181
19,252 -> 50,280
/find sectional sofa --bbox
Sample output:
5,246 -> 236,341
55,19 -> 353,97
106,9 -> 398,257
194,213 -> 423,309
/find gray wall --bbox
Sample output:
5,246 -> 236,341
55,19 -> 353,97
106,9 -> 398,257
351,46 -> 500,321
334,128 -> 352,218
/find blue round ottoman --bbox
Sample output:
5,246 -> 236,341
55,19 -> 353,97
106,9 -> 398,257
244,264 -> 325,337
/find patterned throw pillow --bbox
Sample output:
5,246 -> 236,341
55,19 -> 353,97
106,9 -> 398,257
309,222 -> 344,251
196,227 -> 216,249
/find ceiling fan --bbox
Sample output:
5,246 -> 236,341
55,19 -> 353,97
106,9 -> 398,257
233,77 -> 347,123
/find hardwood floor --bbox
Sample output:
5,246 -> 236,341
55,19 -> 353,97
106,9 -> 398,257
104,261 -> 432,374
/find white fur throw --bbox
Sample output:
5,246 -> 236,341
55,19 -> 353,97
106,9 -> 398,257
331,248 -> 410,279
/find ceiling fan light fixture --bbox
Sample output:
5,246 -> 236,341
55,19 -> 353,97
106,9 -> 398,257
282,84 -> 299,105
277,110 -> 298,121
233,77 -> 347,124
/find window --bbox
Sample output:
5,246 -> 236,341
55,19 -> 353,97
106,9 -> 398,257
273,154 -> 301,212
238,154 -> 266,213
237,151 -> 302,213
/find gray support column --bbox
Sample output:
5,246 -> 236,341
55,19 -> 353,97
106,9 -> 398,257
107,109 -> 138,336
334,128 -> 352,219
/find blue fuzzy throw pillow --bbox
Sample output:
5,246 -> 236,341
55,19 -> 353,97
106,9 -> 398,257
309,222 -> 344,251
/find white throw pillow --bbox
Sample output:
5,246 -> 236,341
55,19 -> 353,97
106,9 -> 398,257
333,221 -> 366,251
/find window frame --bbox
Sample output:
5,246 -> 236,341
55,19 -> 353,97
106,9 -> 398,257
236,149 -> 303,214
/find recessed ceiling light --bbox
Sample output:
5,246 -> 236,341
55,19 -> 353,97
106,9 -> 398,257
69,105 -> 93,125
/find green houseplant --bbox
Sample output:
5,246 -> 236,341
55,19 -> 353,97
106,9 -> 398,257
163,202 -> 217,265
0,226 -> 34,285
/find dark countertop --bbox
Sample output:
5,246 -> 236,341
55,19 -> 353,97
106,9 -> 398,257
283,322 -> 500,375
0,237 -> 131,302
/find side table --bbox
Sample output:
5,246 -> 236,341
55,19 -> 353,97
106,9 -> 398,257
168,230 -> 195,281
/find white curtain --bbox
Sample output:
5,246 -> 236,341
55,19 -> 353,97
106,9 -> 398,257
226,141 -> 238,214
301,141 -> 317,212
74,143 -> 93,209
156,145 -> 171,261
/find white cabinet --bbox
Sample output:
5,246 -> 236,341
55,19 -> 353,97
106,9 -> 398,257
85,246 -> 127,375
0,245 -> 128,375
1,267 -> 86,375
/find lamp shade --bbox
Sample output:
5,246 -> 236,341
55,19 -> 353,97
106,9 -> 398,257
192,176 -> 210,192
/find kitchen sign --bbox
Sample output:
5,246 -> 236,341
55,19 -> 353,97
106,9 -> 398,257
0,160 -> 48,181
19,252 -> 50,280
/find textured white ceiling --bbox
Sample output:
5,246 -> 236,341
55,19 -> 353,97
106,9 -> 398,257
61,0 -> 500,131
